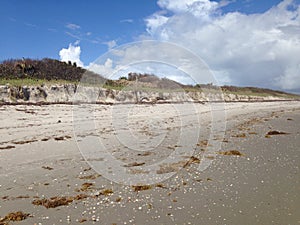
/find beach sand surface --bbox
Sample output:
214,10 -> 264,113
0,102 -> 299,224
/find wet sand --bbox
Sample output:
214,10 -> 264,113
0,102 -> 299,224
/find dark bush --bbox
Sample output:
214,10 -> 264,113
0,58 -> 104,82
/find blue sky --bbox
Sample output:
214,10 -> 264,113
1,0 -> 300,91
0,0 -> 159,63
0,0 -> 285,63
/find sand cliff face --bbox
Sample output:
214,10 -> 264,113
0,84 -> 292,104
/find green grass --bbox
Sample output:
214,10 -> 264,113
223,90 -> 299,99
103,84 -> 195,93
0,78 -> 78,86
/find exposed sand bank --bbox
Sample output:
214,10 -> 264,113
0,84 -> 297,105
0,101 -> 299,224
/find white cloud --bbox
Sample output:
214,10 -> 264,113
59,43 -> 84,67
48,28 -> 57,32
88,58 -> 114,77
275,63 -> 300,90
145,14 -> 169,36
65,31 -> 81,39
157,0 -> 218,16
87,41 -> 215,84
74,40 -> 80,45
66,23 -> 81,30
142,0 -> 300,91
105,40 -> 117,49
120,19 -> 134,23
24,22 -> 38,28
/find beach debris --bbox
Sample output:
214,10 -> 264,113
157,162 -> 185,174
1,195 -> 30,201
0,211 -> 30,224
79,218 -> 87,223
219,150 -> 243,156
232,133 -> 246,138
123,162 -> 145,167
156,156 -> 200,174
197,140 -> 208,147
156,165 -> 177,174
83,167 -> 92,172
80,182 -> 94,191
12,139 -> 38,144
41,137 -> 50,141
99,189 -> 113,196
54,135 -> 71,141
137,151 -> 151,156
128,168 -> 149,174
32,194 -> 88,209
15,195 -> 30,199
205,155 -> 215,160
41,166 -> 53,170
32,196 -> 73,208
155,183 -> 167,189
78,174 -> 100,180
266,130 -> 289,135
0,145 -> 15,150
132,185 -> 152,192
115,197 -> 122,202
183,156 -> 201,168
265,130 -> 289,138
287,118 -> 293,121
73,194 -> 89,200
195,179 -> 203,182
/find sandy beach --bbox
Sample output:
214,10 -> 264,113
0,101 -> 299,225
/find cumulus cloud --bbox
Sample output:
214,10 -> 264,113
59,43 -> 84,67
86,41 -> 214,85
88,58 -> 114,77
145,14 -> 169,36
143,0 -> 300,91
157,0 -> 218,18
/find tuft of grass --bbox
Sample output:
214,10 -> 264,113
0,78 -> 78,86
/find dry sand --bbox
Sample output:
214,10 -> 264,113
0,101 -> 299,224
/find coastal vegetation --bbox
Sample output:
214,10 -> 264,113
0,58 -> 298,99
